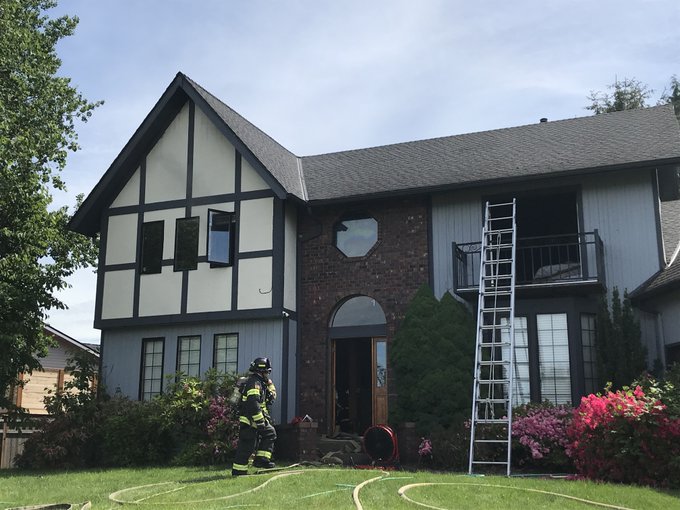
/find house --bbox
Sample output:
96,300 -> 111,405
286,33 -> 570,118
1,325 -> 99,468
8,325 -> 99,416
68,72 -> 680,435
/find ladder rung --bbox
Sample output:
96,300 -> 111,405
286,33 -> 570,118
474,398 -> 509,404
474,419 -> 510,425
481,307 -> 512,313
474,439 -> 510,444
477,379 -> 510,384
478,360 -> 511,366
484,258 -> 513,263
479,324 -> 510,330
485,228 -> 514,235
471,461 -> 509,465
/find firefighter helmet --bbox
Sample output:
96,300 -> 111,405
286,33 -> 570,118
249,357 -> 272,374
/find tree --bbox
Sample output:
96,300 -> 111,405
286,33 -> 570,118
390,284 -> 476,433
586,77 -> 654,114
586,75 -> 679,117
0,0 -> 100,415
595,288 -> 646,390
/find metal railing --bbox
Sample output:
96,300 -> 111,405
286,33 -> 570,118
453,230 -> 605,292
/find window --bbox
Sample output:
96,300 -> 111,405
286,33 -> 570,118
208,210 -> 235,266
174,217 -> 199,271
581,314 -> 598,395
334,214 -> 378,257
214,333 -> 238,374
140,338 -> 164,400
141,221 -> 164,274
177,335 -> 201,377
502,316 -> 530,405
537,313 -> 571,405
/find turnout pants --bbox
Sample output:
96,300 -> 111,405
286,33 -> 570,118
232,422 -> 277,474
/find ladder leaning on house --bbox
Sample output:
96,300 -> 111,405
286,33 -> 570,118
468,200 -> 517,477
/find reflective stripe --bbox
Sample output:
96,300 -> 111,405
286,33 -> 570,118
232,462 -> 249,471
239,416 -> 251,425
246,389 -> 260,397
252,412 -> 264,421
256,450 -> 272,459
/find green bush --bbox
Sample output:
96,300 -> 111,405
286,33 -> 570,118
390,285 -> 476,434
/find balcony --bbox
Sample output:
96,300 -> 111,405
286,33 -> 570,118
452,231 -> 606,297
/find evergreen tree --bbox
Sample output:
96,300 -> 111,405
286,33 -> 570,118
390,285 -> 476,433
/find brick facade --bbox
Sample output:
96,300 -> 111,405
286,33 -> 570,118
297,196 -> 430,432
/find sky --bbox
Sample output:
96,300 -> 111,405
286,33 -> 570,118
44,0 -> 680,343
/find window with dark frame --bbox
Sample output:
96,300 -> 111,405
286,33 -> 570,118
502,316 -> 531,405
580,314 -> 598,395
208,210 -> 236,266
537,313 -> 571,405
140,338 -> 164,401
174,217 -> 199,271
213,333 -> 238,374
177,335 -> 201,378
141,221 -> 164,274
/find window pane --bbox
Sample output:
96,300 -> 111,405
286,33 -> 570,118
502,317 -> 530,405
178,336 -> 201,377
332,296 -> 386,327
175,217 -> 199,271
375,340 -> 387,388
537,313 -> 571,405
141,221 -> 164,274
581,313 -> 598,395
141,339 -> 163,400
214,333 -> 238,374
334,216 -> 378,257
208,210 -> 235,265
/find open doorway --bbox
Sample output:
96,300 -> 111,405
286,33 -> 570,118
329,295 -> 388,436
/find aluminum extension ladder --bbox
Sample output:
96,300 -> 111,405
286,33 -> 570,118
468,200 -> 517,476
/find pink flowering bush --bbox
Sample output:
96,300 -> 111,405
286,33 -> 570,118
511,402 -> 573,470
566,385 -> 680,488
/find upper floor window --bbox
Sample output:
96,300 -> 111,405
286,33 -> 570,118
141,221 -> 163,274
214,333 -> 238,374
208,210 -> 236,266
140,338 -> 164,400
175,217 -> 199,271
334,214 -> 378,257
177,335 -> 201,378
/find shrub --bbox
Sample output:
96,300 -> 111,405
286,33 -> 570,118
566,385 -> 680,488
511,402 -> 572,471
425,421 -> 471,471
390,285 -> 476,434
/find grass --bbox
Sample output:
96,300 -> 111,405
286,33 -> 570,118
0,465 -> 678,510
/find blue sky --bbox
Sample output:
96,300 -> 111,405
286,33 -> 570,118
45,0 -> 680,343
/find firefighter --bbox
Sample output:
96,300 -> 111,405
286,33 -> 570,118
231,357 -> 277,476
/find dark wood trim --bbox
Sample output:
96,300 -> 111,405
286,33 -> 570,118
272,197 -> 285,310
328,324 -> 387,339
232,150 -> 241,311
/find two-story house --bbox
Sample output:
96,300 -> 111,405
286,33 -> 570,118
69,73 -> 680,433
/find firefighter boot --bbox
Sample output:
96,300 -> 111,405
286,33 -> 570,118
253,456 -> 275,469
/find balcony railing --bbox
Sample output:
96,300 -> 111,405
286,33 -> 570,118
453,230 -> 605,293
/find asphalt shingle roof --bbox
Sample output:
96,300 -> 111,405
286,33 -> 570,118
300,104 -> 680,202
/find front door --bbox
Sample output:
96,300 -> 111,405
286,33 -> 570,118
332,336 -> 388,435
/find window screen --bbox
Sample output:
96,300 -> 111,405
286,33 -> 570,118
537,313 -> 571,405
174,217 -> 199,271
141,221 -> 164,274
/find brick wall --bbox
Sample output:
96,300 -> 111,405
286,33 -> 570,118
297,196 -> 430,432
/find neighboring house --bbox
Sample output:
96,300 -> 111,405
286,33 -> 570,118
68,72 -> 680,434
8,325 -> 99,415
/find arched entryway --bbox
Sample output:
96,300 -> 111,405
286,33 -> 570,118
329,295 -> 387,435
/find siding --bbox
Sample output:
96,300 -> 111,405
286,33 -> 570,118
101,318 -> 291,423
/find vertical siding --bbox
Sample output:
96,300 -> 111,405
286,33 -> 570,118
431,190 -> 483,298
101,318 -> 290,422
582,170 -> 661,294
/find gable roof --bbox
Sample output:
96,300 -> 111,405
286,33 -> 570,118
70,73 -> 680,234
44,324 -> 100,358
630,259 -> 680,302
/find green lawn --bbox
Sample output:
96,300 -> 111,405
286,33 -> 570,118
0,465 -> 678,510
